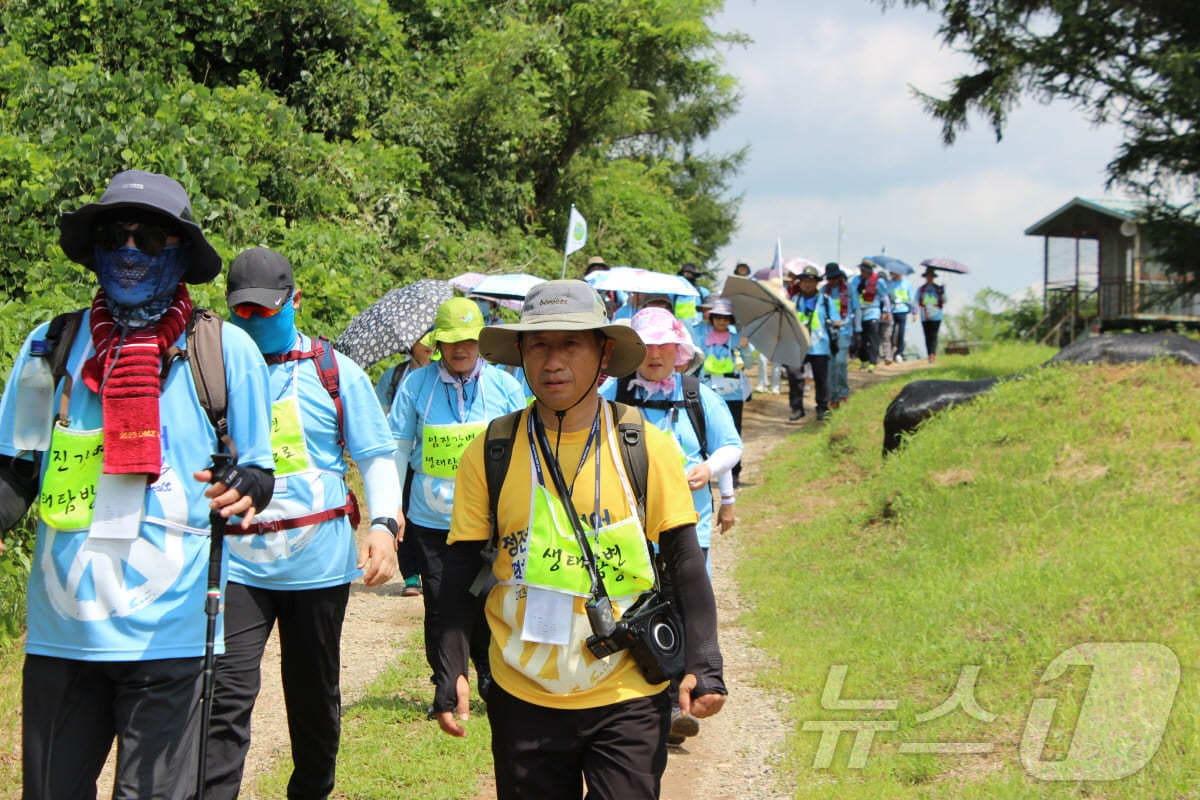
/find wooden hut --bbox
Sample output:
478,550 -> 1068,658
1025,197 -> 1200,344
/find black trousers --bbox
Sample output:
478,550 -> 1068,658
409,522 -> 490,684
892,314 -> 909,358
725,399 -> 744,483
859,320 -> 881,364
786,355 -> 830,414
399,470 -> 420,581
488,682 -> 671,800
205,581 -> 350,800
922,320 -> 941,356
23,654 -> 202,800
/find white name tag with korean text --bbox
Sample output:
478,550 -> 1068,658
521,587 -> 573,646
89,473 -> 145,540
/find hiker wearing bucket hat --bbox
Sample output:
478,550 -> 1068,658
917,269 -> 946,362
0,170 -> 275,799
690,296 -> 751,485
434,280 -> 725,798
823,263 -> 856,407
850,260 -> 890,370
204,248 -> 402,798
602,307 -> 741,747
388,296 -> 526,696
786,265 -> 843,421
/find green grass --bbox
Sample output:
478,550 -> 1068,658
737,343 -> 1199,798
252,631 -> 493,799
0,641 -> 22,799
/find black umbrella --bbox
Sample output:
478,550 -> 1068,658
334,279 -> 453,368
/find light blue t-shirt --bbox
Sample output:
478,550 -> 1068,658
227,333 -> 395,590
849,274 -> 889,323
794,292 -> 842,358
917,283 -> 945,322
389,360 -> 526,530
374,361 -> 413,411
693,323 -> 752,402
0,312 -> 274,662
601,379 -> 740,548
889,278 -> 914,314
824,287 -> 857,341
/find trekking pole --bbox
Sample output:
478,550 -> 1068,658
196,452 -> 232,799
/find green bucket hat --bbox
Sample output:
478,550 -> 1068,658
479,279 -> 645,377
432,297 -> 485,344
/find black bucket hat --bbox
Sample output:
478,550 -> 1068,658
58,169 -> 222,284
824,262 -> 845,280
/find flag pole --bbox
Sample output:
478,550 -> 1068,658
561,204 -> 575,279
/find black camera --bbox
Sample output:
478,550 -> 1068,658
586,589 -> 685,684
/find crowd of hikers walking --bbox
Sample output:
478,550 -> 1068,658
0,169 -> 947,799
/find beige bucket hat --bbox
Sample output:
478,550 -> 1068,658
479,279 -> 646,377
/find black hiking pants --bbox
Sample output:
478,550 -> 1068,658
204,581 -> 350,800
488,682 -> 671,800
787,355 -> 830,415
23,654 -> 203,800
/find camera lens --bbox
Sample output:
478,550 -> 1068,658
651,620 -> 678,652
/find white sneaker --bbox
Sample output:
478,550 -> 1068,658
895,354 -> 904,363
770,386 -> 781,394
755,384 -> 768,393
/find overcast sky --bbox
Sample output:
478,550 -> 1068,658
705,0 -> 1128,311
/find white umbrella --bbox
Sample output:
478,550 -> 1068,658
721,275 -> 809,366
783,257 -> 821,277
471,272 -> 546,300
585,266 -> 700,297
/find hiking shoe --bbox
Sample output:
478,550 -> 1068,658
401,576 -> 422,597
817,410 -> 831,421
670,707 -> 701,739
667,732 -> 687,747
788,408 -> 805,422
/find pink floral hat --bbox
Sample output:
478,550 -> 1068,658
630,307 -> 696,367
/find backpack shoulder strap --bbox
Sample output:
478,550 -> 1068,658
610,401 -> 649,527
614,374 -> 636,406
313,337 -> 345,449
186,308 -> 234,458
680,375 -> 708,461
45,310 -> 85,384
484,409 -> 523,543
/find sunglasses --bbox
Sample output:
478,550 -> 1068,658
232,303 -> 284,319
93,220 -> 179,256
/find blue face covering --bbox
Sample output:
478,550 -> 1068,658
230,298 -> 298,355
94,245 -> 188,328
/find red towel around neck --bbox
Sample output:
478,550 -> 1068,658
82,286 -> 192,480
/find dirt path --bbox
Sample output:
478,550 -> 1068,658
660,360 -> 926,800
100,359 -> 925,799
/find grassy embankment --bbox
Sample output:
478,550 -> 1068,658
736,343 -> 1198,798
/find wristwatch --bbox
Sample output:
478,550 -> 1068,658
370,517 -> 400,539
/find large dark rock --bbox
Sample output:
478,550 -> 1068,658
882,378 -> 999,455
1050,333 -> 1200,366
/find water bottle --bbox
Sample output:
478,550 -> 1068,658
13,340 -> 55,451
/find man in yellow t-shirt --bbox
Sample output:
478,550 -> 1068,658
432,280 -> 726,800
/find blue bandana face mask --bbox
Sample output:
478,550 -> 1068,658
230,298 -> 297,355
95,245 -> 188,328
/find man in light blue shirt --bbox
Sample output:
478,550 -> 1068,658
786,265 -> 843,421
205,248 -> 402,799
389,297 -> 526,690
0,171 -> 275,799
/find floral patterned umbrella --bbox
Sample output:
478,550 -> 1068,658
334,279 -> 453,368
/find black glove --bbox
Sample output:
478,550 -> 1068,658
208,461 -> 274,513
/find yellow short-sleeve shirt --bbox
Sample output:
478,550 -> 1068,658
450,406 -> 698,710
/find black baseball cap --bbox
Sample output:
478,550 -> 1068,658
227,247 -> 294,309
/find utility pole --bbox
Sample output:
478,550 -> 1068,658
836,216 -> 844,263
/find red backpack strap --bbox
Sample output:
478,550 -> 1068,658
264,337 -> 345,449
313,337 -> 345,449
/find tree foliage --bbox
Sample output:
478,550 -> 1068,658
879,0 -> 1200,295
0,0 -> 743,365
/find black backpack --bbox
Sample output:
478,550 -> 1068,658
614,374 -> 709,460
